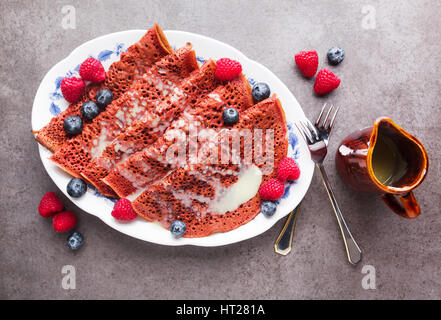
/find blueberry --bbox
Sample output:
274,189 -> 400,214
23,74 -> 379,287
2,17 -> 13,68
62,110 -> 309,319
67,232 -> 84,250
327,46 -> 345,65
63,115 -> 83,136
252,82 -> 271,103
67,178 -> 87,198
261,201 -> 277,217
95,89 -> 113,110
170,220 -> 186,238
81,101 -> 100,120
222,107 -> 239,126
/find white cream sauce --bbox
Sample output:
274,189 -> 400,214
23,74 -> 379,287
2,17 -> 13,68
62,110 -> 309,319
208,165 -> 262,214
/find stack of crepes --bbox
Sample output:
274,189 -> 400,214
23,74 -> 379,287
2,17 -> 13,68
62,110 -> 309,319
35,24 -> 288,237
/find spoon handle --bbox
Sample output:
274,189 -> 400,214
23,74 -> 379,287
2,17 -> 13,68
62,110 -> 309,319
274,204 -> 301,255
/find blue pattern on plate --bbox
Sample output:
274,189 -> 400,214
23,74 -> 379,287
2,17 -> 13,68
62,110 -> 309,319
115,43 -> 124,56
281,123 -> 301,199
49,102 -> 61,116
247,77 -> 256,87
50,92 -> 63,101
196,56 -> 207,64
55,77 -> 63,90
88,184 -> 118,204
97,50 -> 113,62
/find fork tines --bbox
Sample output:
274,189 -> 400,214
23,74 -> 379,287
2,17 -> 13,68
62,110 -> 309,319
315,102 -> 340,133
296,119 -> 317,144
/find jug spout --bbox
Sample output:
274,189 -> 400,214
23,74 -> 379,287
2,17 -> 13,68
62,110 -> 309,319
335,117 -> 428,194
367,117 -> 428,194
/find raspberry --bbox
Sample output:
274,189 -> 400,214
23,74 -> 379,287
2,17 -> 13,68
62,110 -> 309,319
52,211 -> 77,232
277,157 -> 301,181
38,192 -> 64,218
215,58 -> 242,81
111,198 -> 137,221
259,178 -> 285,201
79,58 -> 106,83
294,50 -> 319,78
314,69 -> 341,95
61,77 -> 85,103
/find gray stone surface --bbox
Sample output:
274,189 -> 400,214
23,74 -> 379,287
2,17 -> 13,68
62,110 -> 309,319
1,0 -> 440,299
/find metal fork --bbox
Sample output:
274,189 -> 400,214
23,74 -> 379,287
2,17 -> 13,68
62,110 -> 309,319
296,103 -> 362,265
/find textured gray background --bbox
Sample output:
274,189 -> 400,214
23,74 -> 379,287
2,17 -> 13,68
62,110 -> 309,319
1,0 -> 440,300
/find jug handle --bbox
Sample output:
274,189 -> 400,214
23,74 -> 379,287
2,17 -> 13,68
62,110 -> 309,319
379,192 -> 421,219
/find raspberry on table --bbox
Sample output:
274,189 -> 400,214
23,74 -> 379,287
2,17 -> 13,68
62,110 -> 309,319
53,211 -> 77,232
38,192 -> 64,218
294,50 -> 319,78
314,69 -> 341,95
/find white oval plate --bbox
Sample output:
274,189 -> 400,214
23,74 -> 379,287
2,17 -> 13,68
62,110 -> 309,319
32,30 -> 314,247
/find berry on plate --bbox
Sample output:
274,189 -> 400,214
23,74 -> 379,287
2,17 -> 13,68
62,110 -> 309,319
95,89 -> 114,110
261,201 -> 277,217
314,69 -> 341,95
215,58 -> 242,81
259,178 -> 285,201
327,46 -> 345,65
53,211 -> 77,232
63,115 -> 83,136
222,107 -> 239,125
277,157 -> 301,181
170,220 -> 186,238
80,101 -> 100,120
294,50 -> 319,78
61,77 -> 85,103
252,82 -> 271,103
67,231 -> 84,250
111,198 -> 137,221
38,192 -> 64,218
79,58 -> 106,83
67,178 -> 87,198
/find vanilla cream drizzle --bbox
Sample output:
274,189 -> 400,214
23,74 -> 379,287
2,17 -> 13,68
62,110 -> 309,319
88,69 -> 179,161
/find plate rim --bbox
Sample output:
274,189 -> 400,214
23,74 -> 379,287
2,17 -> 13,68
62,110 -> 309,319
32,29 -> 314,247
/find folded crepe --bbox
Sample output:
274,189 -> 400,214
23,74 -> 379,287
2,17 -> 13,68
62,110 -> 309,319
50,45 -> 199,196
35,24 -> 173,152
80,59 -> 221,196
131,96 -> 288,237
103,73 -> 254,199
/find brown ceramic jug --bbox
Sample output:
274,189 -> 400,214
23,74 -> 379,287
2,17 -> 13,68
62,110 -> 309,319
335,117 -> 428,218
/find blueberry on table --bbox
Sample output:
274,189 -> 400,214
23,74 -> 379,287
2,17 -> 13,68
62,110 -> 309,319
81,101 -> 100,120
67,231 -> 84,250
67,178 -> 87,198
327,46 -> 345,65
95,89 -> 113,110
222,107 -> 239,126
170,220 -> 186,238
252,82 -> 271,102
63,115 -> 83,136
261,201 -> 277,217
